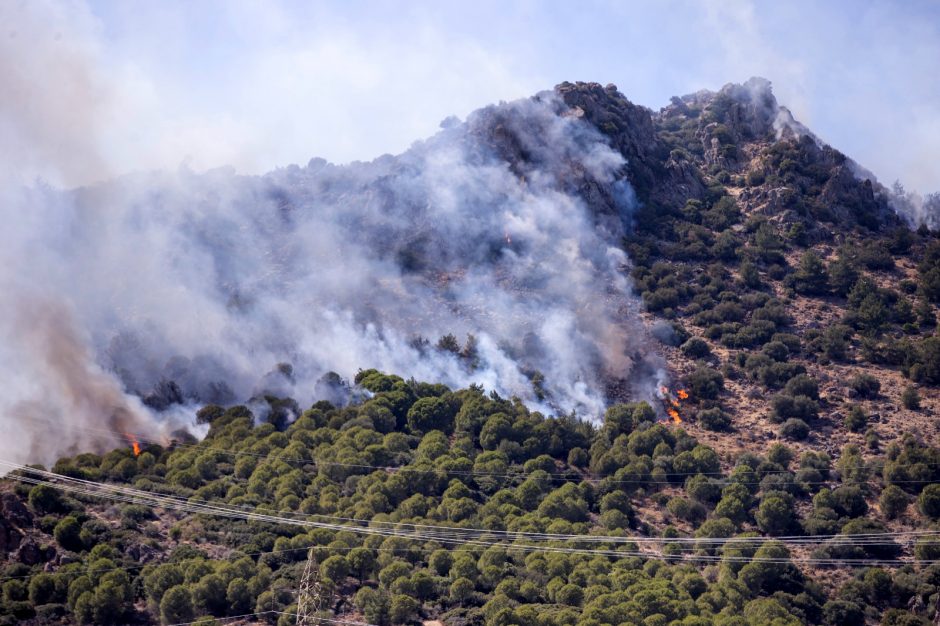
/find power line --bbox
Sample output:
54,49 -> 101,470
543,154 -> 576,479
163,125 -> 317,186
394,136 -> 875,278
5,461 -> 934,547
4,462 -> 938,567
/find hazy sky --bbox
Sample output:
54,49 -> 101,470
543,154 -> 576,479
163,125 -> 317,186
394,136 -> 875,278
3,0 -> 938,191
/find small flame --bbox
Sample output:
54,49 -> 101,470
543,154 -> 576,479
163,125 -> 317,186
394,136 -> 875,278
123,433 -> 141,456
659,385 -> 687,424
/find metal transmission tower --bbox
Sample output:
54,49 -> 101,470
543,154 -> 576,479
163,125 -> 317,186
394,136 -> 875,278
296,549 -> 325,626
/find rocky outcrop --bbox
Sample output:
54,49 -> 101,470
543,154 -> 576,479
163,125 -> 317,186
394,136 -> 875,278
14,538 -> 55,566
556,81 -> 705,207
0,493 -> 32,557
1,492 -> 32,527
0,518 -> 23,554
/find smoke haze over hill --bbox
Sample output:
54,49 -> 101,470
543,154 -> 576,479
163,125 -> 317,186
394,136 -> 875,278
0,90 -> 657,464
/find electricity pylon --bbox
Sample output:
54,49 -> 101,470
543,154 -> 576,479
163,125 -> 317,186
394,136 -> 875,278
296,549 -> 324,626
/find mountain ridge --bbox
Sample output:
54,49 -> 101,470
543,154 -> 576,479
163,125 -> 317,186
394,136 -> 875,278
3,78 -> 940,626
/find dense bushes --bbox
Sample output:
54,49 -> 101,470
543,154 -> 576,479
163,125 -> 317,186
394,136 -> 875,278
849,373 -> 880,398
5,363 -> 915,626
685,365 -> 724,400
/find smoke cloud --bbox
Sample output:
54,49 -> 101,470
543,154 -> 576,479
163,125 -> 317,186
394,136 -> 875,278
1,78 -> 658,465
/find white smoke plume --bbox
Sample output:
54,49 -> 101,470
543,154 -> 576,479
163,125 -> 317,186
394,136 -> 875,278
887,181 -> 940,229
1,79 -> 657,465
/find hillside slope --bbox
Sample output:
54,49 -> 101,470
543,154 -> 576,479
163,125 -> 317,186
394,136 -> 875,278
2,79 -> 940,626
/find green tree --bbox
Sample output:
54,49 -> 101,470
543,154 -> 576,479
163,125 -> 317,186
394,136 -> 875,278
738,541 -> 803,595
918,484 -> 940,519
320,555 -> 349,583
348,547 -> 376,582
193,574 -> 227,616
901,386 -> 921,410
28,484 -> 65,514
355,587 -> 389,625
91,580 -> 126,624
479,413 -> 513,450
28,573 -> 58,605
793,251 -> 829,295
160,585 -> 194,625
406,397 -> 453,434
880,485 -> 909,520
844,405 -> 868,433
756,493 -> 796,535
389,594 -> 419,624
226,579 -> 252,616
53,516 -> 83,552
450,577 -> 475,603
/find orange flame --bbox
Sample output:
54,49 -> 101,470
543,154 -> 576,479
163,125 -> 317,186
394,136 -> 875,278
659,385 -> 686,424
123,433 -> 141,456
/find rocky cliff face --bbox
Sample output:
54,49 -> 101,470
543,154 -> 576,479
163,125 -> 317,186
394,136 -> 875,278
554,77 -> 902,239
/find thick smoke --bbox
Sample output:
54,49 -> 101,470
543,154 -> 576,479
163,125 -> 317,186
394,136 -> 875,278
887,182 -> 940,229
1,88 -> 657,464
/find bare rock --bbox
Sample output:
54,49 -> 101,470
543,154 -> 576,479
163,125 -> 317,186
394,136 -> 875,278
125,542 -> 161,564
1,492 -> 32,528
0,519 -> 23,554
15,539 -> 51,566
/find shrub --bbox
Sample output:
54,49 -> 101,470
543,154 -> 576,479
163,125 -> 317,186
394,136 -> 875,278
756,493 -> 797,535
740,260 -> 762,289
901,386 -> 921,410
160,586 -> 194,625
793,251 -> 829,295
849,374 -> 880,398
53,517 -> 83,552
780,419 -> 810,441
770,393 -> 818,423
784,374 -> 819,400
645,287 -> 680,312
918,484 -> 940,519
880,485 -> 909,520
667,497 -> 706,523
828,256 -> 859,297
28,485 -> 66,514
762,340 -> 790,362
816,325 -> 851,361
822,600 -> 864,626
697,407 -> 731,431
685,365 -> 724,400
680,337 -> 711,359
844,405 -> 868,433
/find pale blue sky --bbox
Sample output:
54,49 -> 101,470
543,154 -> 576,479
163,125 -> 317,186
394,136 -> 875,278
4,1 -> 939,191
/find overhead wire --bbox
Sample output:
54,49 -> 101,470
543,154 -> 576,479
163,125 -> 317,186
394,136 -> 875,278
4,461 -> 934,547
4,461 -> 938,568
